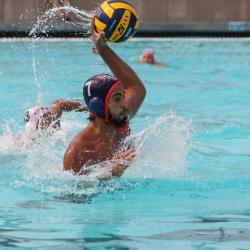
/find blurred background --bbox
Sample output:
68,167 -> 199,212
1,0 -> 250,36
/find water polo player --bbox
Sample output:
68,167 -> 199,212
63,17 -> 146,177
139,49 -> 165,67
24,100 -> 88,134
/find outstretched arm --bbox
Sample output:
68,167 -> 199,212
64,143 -> 136,178
91,17 -> 146,119
51,99 -> 88,119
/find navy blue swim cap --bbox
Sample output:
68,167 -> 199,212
83,74 -> 122,122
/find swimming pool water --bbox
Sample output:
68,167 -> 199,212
1,38 -> 250,249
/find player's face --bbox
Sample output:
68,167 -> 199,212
108,85 -> 128,127
142,52 -> 155,64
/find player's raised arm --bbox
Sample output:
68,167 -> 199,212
91,17 -> 146,119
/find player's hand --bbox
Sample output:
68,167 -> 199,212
112,149 -> 137,162
110,149 -> 137,177
90,15 -> 107,52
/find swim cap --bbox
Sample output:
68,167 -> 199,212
24,106 -> 52,130
83,74 -> 122,123
143,49 -> 155,55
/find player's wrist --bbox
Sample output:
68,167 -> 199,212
96,42 -> 108,54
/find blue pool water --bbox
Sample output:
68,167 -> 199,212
1,38 -> 250,249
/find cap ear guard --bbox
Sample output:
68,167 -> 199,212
88,97 -> 105,119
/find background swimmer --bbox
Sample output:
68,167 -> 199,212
139,49 -> 165,67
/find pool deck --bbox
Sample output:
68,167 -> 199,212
2,0 -> 250,37
1,22 -> 250,37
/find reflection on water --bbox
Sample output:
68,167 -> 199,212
2,226 -> 250,248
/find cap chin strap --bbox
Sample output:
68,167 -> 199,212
116,121 -> 130,133
90,111 -> 130,133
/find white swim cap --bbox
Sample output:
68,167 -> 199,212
24,106 -> 51,130
140,49 -> 156,62
143,49 -> 155,55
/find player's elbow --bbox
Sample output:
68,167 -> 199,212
137,83 -> 146,102
52,99 -> 63,107
63,146 -> 78,173
52,99 -> 63,112
63,151 -> 73,172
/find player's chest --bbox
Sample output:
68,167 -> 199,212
95,134 -> 127,160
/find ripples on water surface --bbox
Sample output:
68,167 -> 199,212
1,38 -> 250,249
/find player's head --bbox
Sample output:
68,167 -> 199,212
140,49 -> 155,64
23,106 -> 57,131
83,74 -> 128,127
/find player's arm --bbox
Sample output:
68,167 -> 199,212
109,149 -> 137,177
51,99 -> 88,119
90,17 -> 146,119
64,144 -> 136,178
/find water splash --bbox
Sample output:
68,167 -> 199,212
28,5 -> 92,105
29,6 -> 92,37
0,119 -> 84,154
0,119 -> 24,154
126,113 -> 192,178
31,43 -> 43,105
0,113 -> 192,199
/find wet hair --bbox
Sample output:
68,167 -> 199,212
88,114 -> 96,122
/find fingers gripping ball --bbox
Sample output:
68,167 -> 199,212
95,0 -> 139,42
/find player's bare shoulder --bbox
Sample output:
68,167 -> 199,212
63,127 -> 96,173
